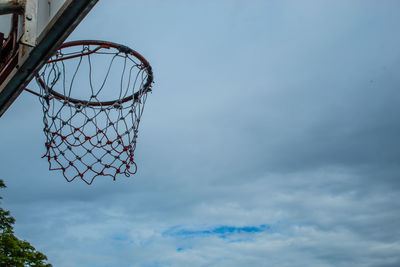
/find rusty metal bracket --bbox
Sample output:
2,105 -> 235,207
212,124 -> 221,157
0,0 -> 38,47
20,0 -> 38,47
0,0 -> 24,15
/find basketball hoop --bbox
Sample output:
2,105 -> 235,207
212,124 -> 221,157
33,40 -> 153,184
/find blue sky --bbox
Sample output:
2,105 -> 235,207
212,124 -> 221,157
1,0 -> 400,266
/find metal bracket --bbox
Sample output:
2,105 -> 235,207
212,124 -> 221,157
0,0 -> 24,15
20,0 -> 37,47
0,0 -> 37,47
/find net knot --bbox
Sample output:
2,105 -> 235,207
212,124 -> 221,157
118,45 -> 131,54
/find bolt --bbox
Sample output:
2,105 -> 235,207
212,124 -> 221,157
26,14 -> 32,21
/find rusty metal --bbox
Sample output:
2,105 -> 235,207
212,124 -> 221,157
0,0 -> 24,15
0,13 -> 18,85
36,40 -> 154,106
24,86 -> 44,98
20,0 -> 38,47
47,44 -> 109,63
0,0 -> 99,117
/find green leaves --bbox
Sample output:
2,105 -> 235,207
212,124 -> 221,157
0,179 -> 52,267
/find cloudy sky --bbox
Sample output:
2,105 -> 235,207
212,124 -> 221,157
1,0 -> 400,266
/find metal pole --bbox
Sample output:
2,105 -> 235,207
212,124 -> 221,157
0,0 -> 24,15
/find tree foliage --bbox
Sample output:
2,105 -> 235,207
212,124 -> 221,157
0,180 -> 51,266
